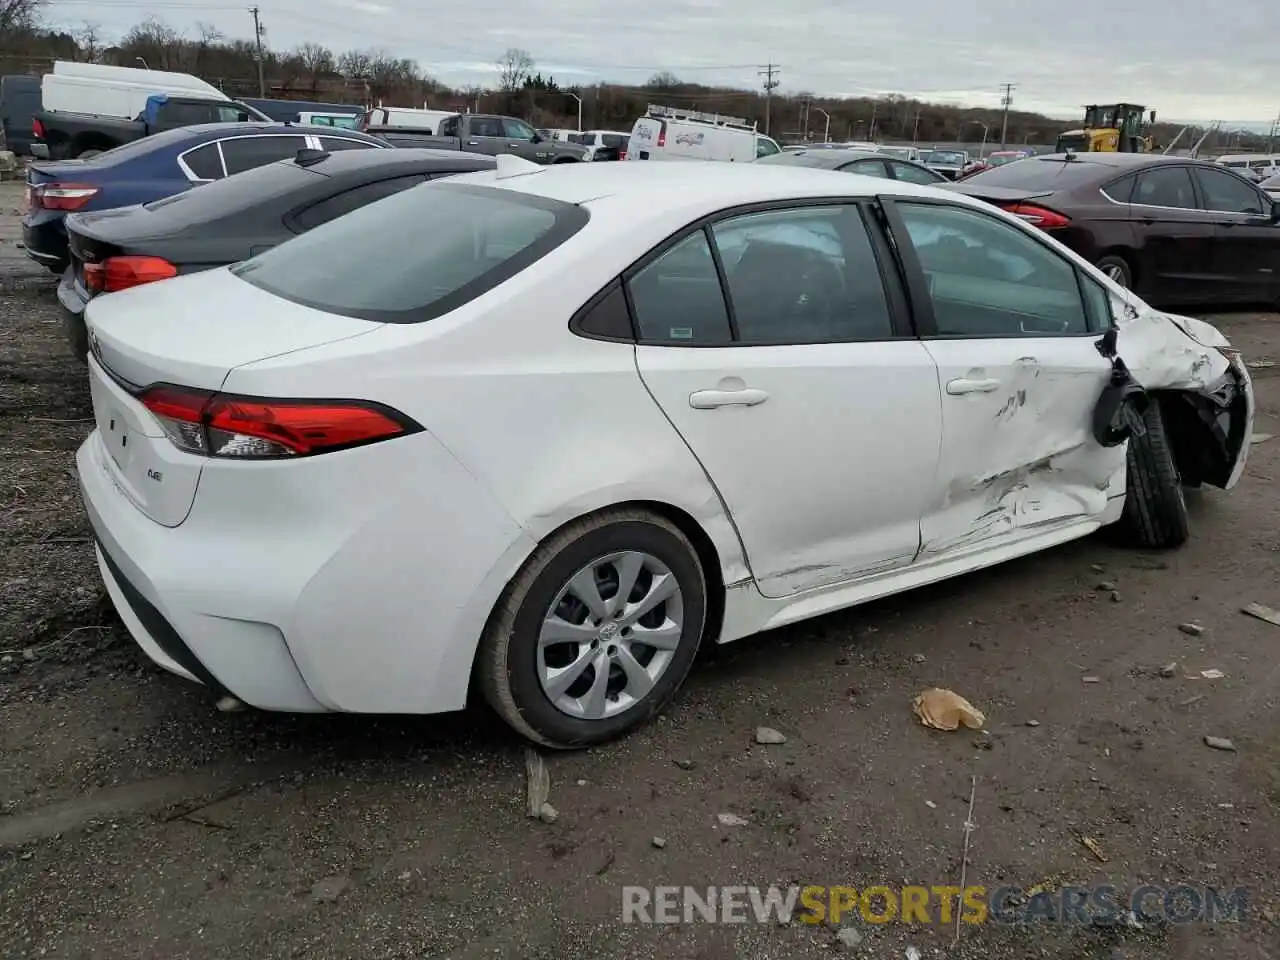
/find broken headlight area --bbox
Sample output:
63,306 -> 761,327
1158,366 -> 1249,490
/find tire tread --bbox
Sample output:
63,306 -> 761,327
1121,401 -> 1189,548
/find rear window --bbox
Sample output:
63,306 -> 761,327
961,157 -> 1108,189
142,158 -> 314,217
232,183 -> 589,323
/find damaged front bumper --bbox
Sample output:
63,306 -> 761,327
1165,353 -> 1254,491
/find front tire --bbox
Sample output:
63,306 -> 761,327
1120,400 -> 1189,548
478,509 -> 707,748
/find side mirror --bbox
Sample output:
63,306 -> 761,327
530,132 -> 543,143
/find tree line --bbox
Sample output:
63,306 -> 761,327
0,0 -> 1269,150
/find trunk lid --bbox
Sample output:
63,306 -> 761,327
86,268 -> 384,527
87,267 -> 383,391
943,182 -> 1056,205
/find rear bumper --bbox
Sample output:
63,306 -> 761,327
21,215 -> 68,272
76,415 -> 537,716
79,434 -> 328,712
57,267 -> 89,361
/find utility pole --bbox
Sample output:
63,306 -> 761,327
250,6 -> 266,97
869,101 -> 878,140
1268,112 -> 1279,153
912,108 -> 921,144
799,95 -> 811,141
757,63 -> 780,135
999,82 -> 1015,149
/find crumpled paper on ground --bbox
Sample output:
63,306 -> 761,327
912,688 -> 986,731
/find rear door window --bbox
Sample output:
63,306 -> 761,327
1101,174 -> 1136,203
1192,166 -> 1266,215
627,231 -> 732,345
291,175 -> 427,231
1132,167 -> 1197,209
180,142 -> 225,181
220,135 -> 310,175
888,160 -> 941,184
842,158 -> 890,178
233,183 -> 588,323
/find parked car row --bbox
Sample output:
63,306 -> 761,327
72,155 -> 1255,748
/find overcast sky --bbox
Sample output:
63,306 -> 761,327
44,0 -> 1280,127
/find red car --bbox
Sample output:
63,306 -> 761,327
960,149 -> 1032,179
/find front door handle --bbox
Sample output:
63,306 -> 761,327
946,377 -> 1001,395
689,388 -> 770,409
466,140 -> 479,145
507,142 -> 523,148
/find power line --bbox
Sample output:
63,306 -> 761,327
758,62 -> 779,135
999,81 -> 1015,149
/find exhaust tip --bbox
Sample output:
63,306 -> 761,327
215,695 -> 247,713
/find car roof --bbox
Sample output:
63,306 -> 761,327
446,158 -> 964,212
757,148 -> 884,168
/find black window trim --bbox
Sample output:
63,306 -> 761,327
880,195 -> 1100,341
568,196 -> 915,348
233,183 -> 590,325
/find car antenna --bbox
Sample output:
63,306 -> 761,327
294,147 -> 329,167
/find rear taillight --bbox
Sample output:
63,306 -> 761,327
84,255 -> 177,293
34,182 -> 100,211
32,117 -> 44,139
1000,203 -> 1070,230
657,128 -> 666,147
138,384 -> 421,459
618,150 -> 627,160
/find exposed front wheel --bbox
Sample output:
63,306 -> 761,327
478,509 -> 707,748
1120,400 -> 1189,548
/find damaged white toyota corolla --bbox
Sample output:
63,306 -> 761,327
75,157 -> 1253,748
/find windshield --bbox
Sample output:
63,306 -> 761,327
925,151 -> 964,165
232,183 -> 588,324
1056,134 -> 1090,153
878,147 -> 912,159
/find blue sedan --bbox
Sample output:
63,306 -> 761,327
22,122 -> 389,272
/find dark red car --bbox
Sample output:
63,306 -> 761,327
947,152 -> 1280,307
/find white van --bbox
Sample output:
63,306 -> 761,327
300,111 -> 359,129
41,61 -> 230,119
1216,154 -> 1280,182
359,106 -> 458,134
625,104 -> 781,162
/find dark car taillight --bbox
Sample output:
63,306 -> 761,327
84,256 -> 178,293
139,384 -> 423,459
1000,202 -> 1070,230
32,117 -> 44,139
34,182 -> 100,211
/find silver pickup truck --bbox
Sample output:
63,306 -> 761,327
365,113 -> 587,164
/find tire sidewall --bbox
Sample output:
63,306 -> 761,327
501,519 -> 706,746
1096,255 -> 1131,289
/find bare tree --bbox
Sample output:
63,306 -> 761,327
73,20 -> 102,62
0,0 -> 43,44
496,47 -> 533,94
296,41 -> 334,89
337,48 -> 373,79
646,71 -> 681,90
121,17 -> 183,70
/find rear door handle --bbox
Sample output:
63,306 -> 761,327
689,388 -> 770,409
466,140 -> 479,145
946,378 -> 1001,395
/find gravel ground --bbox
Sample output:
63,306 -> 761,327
2,178 -> 1280,959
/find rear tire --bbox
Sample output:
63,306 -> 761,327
1095,254 -> 1132,289
75,148 -> 103,159
477,508 -> 707,748
1120,400 -> 1189,549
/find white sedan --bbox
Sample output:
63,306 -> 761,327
77,156 -> 1254,748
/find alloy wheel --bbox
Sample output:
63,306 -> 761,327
537,550 -> 684,720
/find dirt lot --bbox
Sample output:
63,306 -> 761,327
1,177 -> 1279,959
